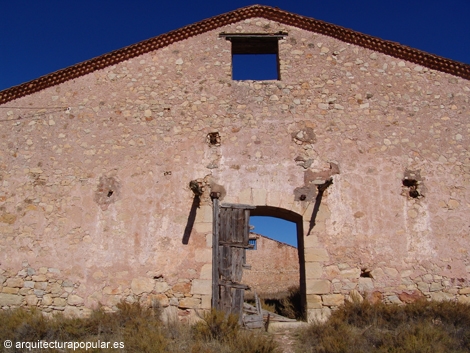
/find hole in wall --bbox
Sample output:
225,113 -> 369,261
402,179 -> 420,198
107,190 -> 114,197
360,268 -> 373,278
207,132 -> 221,146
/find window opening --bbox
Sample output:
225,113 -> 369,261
220,33 -> 286,81
248,238 -> 257,250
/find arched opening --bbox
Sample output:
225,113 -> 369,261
243,206 -> 306,320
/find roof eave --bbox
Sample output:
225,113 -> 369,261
1,4 -> 469,105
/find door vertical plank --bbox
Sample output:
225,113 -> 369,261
212,197 -> 220,309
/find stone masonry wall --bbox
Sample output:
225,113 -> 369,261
242,234 -> 300,295
0,17 -> 469,321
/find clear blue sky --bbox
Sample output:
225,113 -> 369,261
250,216 -> 297,247
1,0 -> 469,91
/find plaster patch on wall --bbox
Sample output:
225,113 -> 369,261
294,162 -> 340,201
94,176 -> 121,211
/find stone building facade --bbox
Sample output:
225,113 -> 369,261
243,233 -> 300,296
0,5 -> 469,322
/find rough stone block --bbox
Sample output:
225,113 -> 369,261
68,294 -> 84,306
147,293 -> 169,307
370,268 -> 385,280
0,293 -> 22,306
279,197 -> 294,213
305,262 -> 323,279
178,297 -> 200,309
25,294 -> 39,306
430,282 -> 444,292
458,296 -> 470,304
53,298 -> 67,307
195,205 -> 212,223
266,190 -> 281,207
23,281 -> 35,288
430,292 -> 454,302
42,294 -> 53,306
307,307 -> 331,323
194,222 -> 212,233
386,295 -> 402,304
459,287 -> 470,295
32,274 -> 47,282
348,290 -> 364,303
306,280 -> 330,294
324,265 -> 340,278
105,295 -> 121,307
315,204 -> 331,223
205,234 -> 212,247
253,189 -> 267,206
384,267 -> 399,277
154,282 -> 170,293
35,282 -> 47,290
398,290 -> 424,303
34,289 -> 45,297
304,248 -> 329,262
5,278 -> 24,288
358,278 -> 374,291
200,294 -> 212,309
131,277 -> 155,295
306,294 -> 322,309
47,282 -> 62,295
191,279 -> 211,295
322,294 -> 344,307
238,189 -> 252,204
303,232 -> 320,248
200,264 -> 212,279
417,282 -> 430,293
172,282 -> 191,294
367,291 -> 383,304
340,268 -> 360,279
64,306 -> 81,318
290,201 -> 303,215
195,248 -> 212,262
2,287 -> 19,294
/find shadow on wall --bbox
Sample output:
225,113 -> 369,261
182,195 -> 200,245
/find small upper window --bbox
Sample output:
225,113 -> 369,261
220,33 -> 286,81
248,238 -> 257,250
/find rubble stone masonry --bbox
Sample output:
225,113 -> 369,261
0,13 -> 469,322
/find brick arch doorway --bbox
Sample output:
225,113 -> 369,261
248,206 -> 306,319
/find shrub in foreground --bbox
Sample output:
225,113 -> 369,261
295,299 -> 470,353
0,303 -> 279,353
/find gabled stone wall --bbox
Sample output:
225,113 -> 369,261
0,16 -> 469,321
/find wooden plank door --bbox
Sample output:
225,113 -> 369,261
211,197 -> 255,318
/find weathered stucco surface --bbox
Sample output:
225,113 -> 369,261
0,15 -> 469,321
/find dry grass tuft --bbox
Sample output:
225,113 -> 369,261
295,299 -> 470,353
0,302 -> 279,353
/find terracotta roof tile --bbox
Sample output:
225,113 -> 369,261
1,5 -> 469,104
